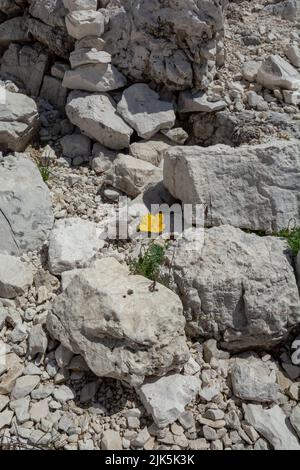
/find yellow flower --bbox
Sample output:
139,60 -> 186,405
139,213 -> 165,234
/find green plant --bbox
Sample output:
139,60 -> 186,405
38,164 -> 51,182
276,227 -> 300,256
130,242 -> 167,282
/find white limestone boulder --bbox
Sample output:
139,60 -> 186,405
47,257 -> 189,386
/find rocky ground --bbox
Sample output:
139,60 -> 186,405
0,0 -> 300,451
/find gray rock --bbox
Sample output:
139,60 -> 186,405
117,84 -> 176,139
30,398 -> 49,422
29,0 -> 67,28
48,218 -> 103,275
1,43 -> 48,97
0,395 -> 9,412
257,55 -> 300,90
60,134 -> 91,159
104,0 -> 226,91
178,91 -> 226,113
53,385 -> 75,404
55,345 -> 73,369
66,91 -> 133,150
0,409 -> 13,430
167,225 -> 300,351
242,60 -> 262,82
0,89 -> 39,151
290,405 -> 300,439
286,44 -> 300,68
163,140 -> 300,233
79,381 -> 98,403
138,374 -> 200,428
40,75 -> 68,111
0,255 -> 33,299
265,0 -> 300,21
65,10 -> 105,40
244,404 -> 300,450
230,358 -> 280,403
0,17 -> 31,46
47,257 -> 189,386
0,155 -> 54,255
11,375 -> 40,400
28,324 -> 48,359
106,153 -> 162,198
63,0 -> 98,12
10,396 -> 30,424
101,429 -> 122,450
63,63 -> 127,93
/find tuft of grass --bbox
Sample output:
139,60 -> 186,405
276,227 -> 300,256
38,164 -> 51,183
130,242 -> 167,282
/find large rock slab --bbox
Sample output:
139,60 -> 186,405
167,225 -> 300,351
47,257 -> 189,386
163,140 -> 300,233
63,63 -> 127,92
48,218 -> 103,275
0,254 -> 33,299
244,404 -> 300,450
66,91 -> 133,150
257,55 -> 300,90
0,89 -> 40,151
117,84 -> 176,139
0,155 -> 54,255
138,374 -> 200,428
103,0 -> 226,91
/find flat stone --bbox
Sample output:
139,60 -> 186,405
244,404 -> 300,450
138,374 -> 200,428
65,10 -> 105,40
0,409 -> 13,430
28,324 -> 48,359
63,63 -> 127,92
117,84 -> 176,139
230,358 -> 279,403
101,429 -> 122,450
66,91 -> 133,150
290,405 -> 300,439
257,55 -> 300,90
178,91 -> 226,113
0,255 -> 33,299
0,88 -> 39,151
70,49 -> 111,69
11,375 -> 40,400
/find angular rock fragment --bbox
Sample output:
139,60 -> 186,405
66,91 -> 133,149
